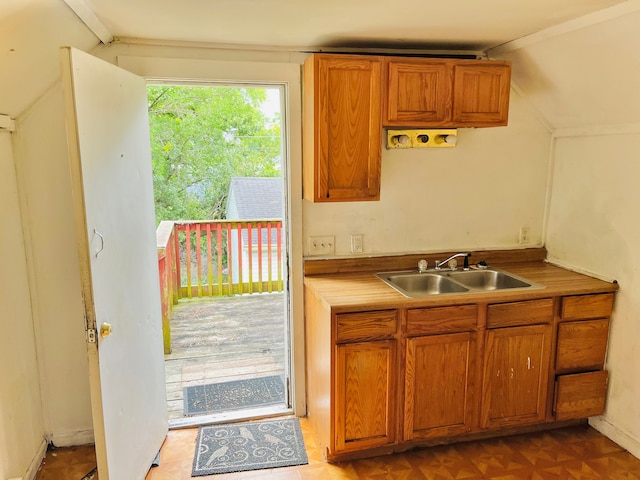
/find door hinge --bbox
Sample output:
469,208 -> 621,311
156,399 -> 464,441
0,114 -> 15,132
86,328 -> 97,344
286,376 -> 291,409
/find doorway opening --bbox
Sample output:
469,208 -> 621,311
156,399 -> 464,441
148,83 -> 292,427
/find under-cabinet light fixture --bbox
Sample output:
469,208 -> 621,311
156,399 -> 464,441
387,129 -> 457,149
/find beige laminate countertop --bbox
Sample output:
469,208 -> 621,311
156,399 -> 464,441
304,261 -> 618,313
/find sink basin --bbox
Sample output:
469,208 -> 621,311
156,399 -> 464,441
376,267 -> 544,298
376,272 -> 469,297
445,269 -> 532,291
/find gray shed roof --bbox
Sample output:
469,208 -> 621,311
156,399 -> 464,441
226,177 -> 282,220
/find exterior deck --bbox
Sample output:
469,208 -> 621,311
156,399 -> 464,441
164,292 -> 288,424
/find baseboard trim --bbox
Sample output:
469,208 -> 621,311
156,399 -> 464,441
23,438 -> 48,480
50,429 -> 95,447
590,417 -> 640,459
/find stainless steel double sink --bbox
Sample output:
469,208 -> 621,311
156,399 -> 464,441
375,268 -> 544,298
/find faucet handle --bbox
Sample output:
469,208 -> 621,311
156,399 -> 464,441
447,259 -> 458,270
417,259 -> 428,273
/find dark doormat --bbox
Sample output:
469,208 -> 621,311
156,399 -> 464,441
183,375 -> 285,416
192,417 -> 308,476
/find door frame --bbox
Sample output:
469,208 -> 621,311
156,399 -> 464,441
116,55 -> 306,416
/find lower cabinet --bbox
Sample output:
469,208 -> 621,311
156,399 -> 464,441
305,288 -> 614,461
481,324 -> 552,428
335,340 -> 396,452
404,332 -> 477,440
555,370 -> 608,421
553,293 -> 613,420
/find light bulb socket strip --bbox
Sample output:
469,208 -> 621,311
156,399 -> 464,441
387,129 -> 457,149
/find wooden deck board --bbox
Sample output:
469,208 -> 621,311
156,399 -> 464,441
164,293 -> 287,421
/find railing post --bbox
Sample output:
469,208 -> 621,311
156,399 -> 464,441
277,221 -> 283,291
174,225 -> 181,301
226,222 -> 233,295
157,221 -> 176,354
185,224 -> 192,298
206,223 -> 213,297
247,222 -> 254,295
195,223 -> 202,297
216,223 -> 223,296
257,222 -> 264,293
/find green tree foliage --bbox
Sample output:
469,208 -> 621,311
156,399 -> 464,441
148,85 -> 281,223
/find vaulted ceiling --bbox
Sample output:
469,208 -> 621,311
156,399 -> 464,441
1,0 -> 639,130
79,0 -> 624,51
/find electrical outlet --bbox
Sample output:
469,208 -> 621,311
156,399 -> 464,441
519,226 -> 530,244
308,235 -> 335,255
350,234 -> 363,253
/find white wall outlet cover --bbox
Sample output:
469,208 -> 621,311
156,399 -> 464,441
350,234 -> 363,253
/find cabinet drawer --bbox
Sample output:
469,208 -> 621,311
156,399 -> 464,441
407,305 -> 477,336
336,310 -> 397,342
487,298 -> 553,328
561,293 -> 614,321
555,371 -> 608,421
556,319 -> 609,373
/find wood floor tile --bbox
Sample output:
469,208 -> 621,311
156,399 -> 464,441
35,445 -> 97,479
37,422 -> 640,480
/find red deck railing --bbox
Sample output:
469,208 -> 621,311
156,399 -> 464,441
157,219 -> 284,353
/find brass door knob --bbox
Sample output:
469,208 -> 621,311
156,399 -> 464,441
100,322 -> 113,338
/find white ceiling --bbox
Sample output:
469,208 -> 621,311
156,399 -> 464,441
79,0 -> 626,51
1,0 -> 638,129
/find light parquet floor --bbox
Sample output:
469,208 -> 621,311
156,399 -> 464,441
164,293 -> 288,422
35,295 -> 640,479
36,419 -> 640,479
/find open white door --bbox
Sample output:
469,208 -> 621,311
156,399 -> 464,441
60,47 -> 167,479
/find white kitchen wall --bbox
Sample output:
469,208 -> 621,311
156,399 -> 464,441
13,85 -> 94,446
0,130 -> 46,479
0,0 -> 99,118
491,6 -> 640,132
303,90 -> 552,256
546,133 -> 640,456
491,2 -> 640,458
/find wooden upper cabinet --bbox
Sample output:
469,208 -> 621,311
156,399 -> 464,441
303,54 -> 382,202
303,54 -> 512,203
383,58 -> 452,126
452,62 -> 511,127
382,57 -> 511,128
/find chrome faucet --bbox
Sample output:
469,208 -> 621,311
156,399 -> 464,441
435,253 -> 471,271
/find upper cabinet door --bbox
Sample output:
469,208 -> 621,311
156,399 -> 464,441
452,62 -> 511,127
383,58 -> 452,126
304,54 -> 382,202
